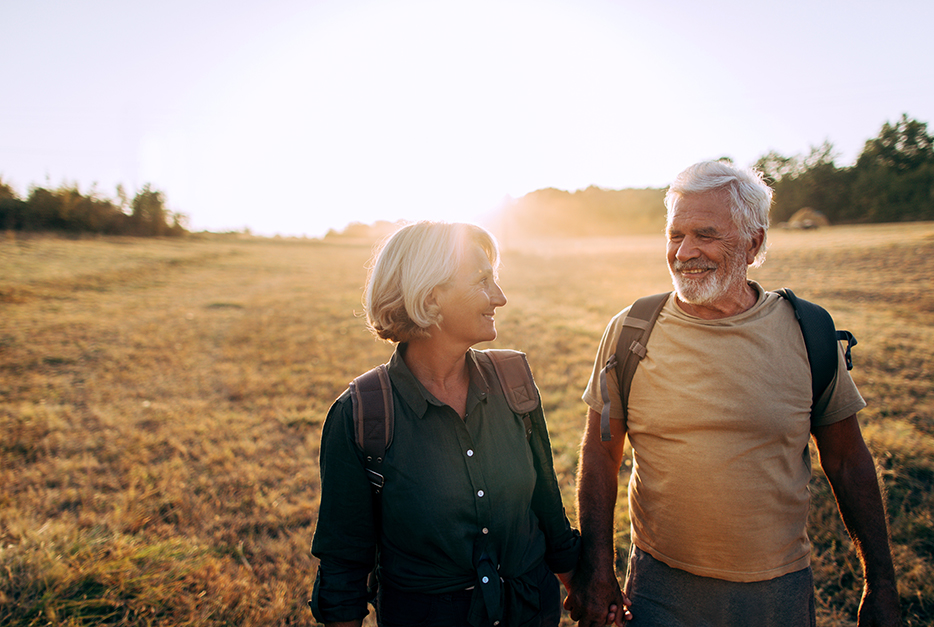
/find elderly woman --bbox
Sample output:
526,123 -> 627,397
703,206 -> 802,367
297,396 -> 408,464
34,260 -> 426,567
309,222 -> 581,627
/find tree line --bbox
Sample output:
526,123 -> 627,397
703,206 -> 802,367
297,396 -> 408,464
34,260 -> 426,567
0,180 -> 187,237
756,113 -> 934,224
491,113 -> 934,239
3,114 -> 932,239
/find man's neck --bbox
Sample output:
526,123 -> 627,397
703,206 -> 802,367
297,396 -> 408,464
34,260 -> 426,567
675,281 -> 758,320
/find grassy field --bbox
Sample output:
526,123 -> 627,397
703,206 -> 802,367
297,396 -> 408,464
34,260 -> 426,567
1,224 -> 932,626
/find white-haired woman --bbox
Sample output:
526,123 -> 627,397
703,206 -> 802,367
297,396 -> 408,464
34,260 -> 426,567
310,222 -> 581,627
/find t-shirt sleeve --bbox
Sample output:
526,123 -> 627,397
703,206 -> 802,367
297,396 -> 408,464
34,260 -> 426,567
581,308 -> 630,420
811,343 -> 867,428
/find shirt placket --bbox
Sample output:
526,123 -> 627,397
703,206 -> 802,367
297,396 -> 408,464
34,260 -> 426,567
457,392 -> 494,543
457,392 -> 506,623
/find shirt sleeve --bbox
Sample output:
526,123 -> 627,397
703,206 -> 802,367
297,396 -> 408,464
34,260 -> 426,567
527,404 -> 581,573
581,308 -> 630,419
811,342 -> 867,428
309,393 -> 377,624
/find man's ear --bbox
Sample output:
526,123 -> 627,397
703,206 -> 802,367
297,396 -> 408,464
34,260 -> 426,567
746,228 -> 765,264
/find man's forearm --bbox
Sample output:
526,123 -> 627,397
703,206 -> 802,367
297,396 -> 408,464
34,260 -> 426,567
816,417 -> 897,586
576,408 -> 627,574
825,439 -> 897,587
565,409 -> 632,625
815,416 -> 901,625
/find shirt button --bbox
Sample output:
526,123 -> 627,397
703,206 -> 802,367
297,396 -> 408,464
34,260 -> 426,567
467,449 -> 474,457
482,527 -> 489,534
482,576 -> 489,584
494,622 -> 500,626
477,490 -> 484,497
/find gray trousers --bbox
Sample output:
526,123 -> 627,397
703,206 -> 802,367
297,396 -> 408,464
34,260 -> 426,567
624,546 -> 816,627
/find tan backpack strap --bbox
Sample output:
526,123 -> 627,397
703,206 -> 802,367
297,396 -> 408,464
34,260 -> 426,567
602,292 -> 670,441
484,349 -> 540,417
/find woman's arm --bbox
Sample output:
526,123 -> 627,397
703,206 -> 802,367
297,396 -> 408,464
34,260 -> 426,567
309,395 -> 379,625
526,405 -> 582,573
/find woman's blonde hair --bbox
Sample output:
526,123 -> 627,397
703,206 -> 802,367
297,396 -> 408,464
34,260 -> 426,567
364,221 -> 500,343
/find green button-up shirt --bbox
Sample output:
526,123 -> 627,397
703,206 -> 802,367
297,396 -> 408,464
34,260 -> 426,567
310,346 -> 580,624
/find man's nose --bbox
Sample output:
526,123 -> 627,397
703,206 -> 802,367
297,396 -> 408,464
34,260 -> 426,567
676,236 -> 700,261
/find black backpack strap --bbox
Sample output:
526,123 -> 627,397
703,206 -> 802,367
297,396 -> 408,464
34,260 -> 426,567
776,288 -> 857,420
599,292 -> 670,441
351,365 -> 394,493
484,349 -> 539,439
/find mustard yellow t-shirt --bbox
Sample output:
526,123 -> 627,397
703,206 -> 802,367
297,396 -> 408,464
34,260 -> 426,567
582,283 -> 866,582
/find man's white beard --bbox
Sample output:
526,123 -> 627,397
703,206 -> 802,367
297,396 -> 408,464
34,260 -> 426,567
669,253 -> 748,305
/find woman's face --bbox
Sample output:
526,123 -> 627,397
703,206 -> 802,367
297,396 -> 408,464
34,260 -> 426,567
431,244 -> 507,348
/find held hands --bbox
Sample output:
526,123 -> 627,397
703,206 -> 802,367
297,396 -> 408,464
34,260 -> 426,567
559,568 -> 632,626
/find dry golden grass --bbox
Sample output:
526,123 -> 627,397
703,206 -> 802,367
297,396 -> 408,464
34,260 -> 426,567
1,224 -> 932,626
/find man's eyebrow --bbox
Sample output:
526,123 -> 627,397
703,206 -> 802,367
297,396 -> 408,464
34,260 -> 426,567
667,226 -> 722,237
694,226 -> 722,237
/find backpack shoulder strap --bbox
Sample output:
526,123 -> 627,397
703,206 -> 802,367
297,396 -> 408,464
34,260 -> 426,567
776,288 -> 857,421
484,349 -> 539,439
599,292 -> 670,441
350,364 -> 393,493
349,364 -> 392,603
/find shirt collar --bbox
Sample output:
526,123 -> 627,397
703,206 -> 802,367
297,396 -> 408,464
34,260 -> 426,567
387,345 -> 492,418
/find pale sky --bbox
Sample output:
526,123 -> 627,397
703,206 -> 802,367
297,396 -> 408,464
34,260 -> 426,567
2,0 -> 932,237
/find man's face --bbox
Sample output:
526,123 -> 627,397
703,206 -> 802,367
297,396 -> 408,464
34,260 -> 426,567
666,192 -> 752,308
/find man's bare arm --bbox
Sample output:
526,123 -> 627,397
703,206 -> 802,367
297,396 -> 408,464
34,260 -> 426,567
564,408 -> 632,626
813,414 -> 901,627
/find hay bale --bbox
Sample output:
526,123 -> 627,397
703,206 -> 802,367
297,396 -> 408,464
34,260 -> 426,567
787,207 -> 830,229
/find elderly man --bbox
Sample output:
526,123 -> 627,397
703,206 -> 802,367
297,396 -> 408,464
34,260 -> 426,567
564,161 -> 901,626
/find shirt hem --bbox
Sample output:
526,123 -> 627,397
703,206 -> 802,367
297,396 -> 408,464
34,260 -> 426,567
634,540 -> 811,583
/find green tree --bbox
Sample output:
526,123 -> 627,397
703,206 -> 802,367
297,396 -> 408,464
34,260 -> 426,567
858,114 -> 934,172
757,142 -> 850,224
851,114 -> 934,222
754,151 -> 800,187
0,177 -> 25,231
131,184 -> 168,236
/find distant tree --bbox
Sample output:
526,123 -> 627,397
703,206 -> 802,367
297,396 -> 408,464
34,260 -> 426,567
492,186 -> 666,238
858,114 -> 934,172
757,142 -> 850,224
131,184 -> 168,236
0,177 -> 25,231
0,178 -> 184,237
0,177 -> 16,200
850,114 -> 934,222
754,151 -> 800,187
115,183 -> 130,213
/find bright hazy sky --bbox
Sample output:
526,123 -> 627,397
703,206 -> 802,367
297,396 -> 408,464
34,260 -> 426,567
2,0 -> 933,237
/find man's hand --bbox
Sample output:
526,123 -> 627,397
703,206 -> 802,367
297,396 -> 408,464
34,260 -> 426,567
563,565 -> 631,626
857,581 -> 901,627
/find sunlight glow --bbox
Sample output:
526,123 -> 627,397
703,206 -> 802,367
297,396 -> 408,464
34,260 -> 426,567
4,0 -> 932,237
146,0 -> 669,236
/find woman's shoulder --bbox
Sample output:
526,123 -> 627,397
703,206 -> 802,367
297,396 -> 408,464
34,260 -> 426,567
321,386 -> 355,435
